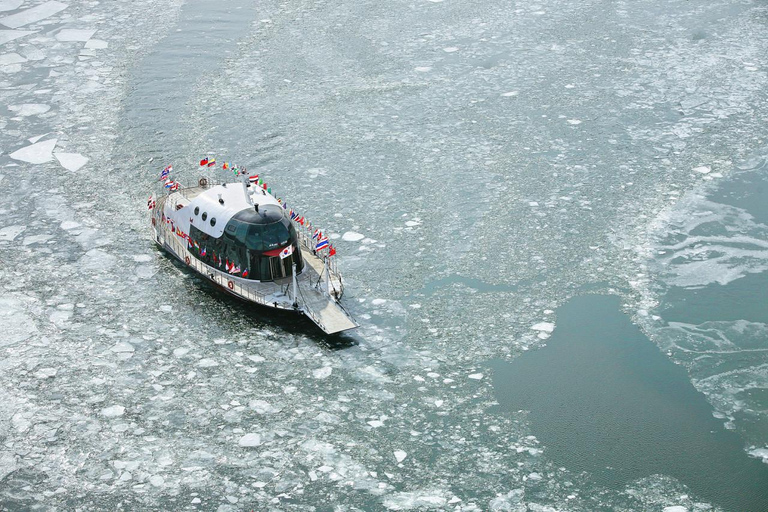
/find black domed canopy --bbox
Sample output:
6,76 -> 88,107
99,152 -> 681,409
224,205 -> 294,251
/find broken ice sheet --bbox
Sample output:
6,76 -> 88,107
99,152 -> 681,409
9,138 -> 56,164
8,103 -> 50,116
54,152 -> 88,171
0,1 -> 23,12
55,29 -> 95,42
0,29 -> 36,45
0,1 -> 68,29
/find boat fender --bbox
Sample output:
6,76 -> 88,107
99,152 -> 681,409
227,280 -> 234,290
185,256 -> 190,265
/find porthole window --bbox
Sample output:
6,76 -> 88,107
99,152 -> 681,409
194,207 -> 199,215
202,212 -> 208,221
210,218 -> 216,227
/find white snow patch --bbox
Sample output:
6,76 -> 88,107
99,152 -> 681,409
238,433 -> 262,447
0,1 -> 68,29
342,231 -> 365,242
54,152 -> 88,171
9,138 -> 56,164
8,103 -> 50,116
55,28 -> 95,42
101,405 -> 125,418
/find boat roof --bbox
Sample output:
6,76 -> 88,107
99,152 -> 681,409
181,183 -> 284,238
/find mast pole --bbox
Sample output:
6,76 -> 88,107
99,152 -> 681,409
292,262 -> 298,308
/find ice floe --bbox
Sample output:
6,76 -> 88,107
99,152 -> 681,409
0,1 -> 23,12
238,433 -> 262,447
0,51 -> 25,65
54,152 -> 89,171
0,29 -> 36,45
101,405 -> 125,418
0,1 -> 68,29
8,103 -> 50,116
9,138 -> 56,164
393,450 -> 407,462
55,28 -> 96,42
342,231 -> 365,241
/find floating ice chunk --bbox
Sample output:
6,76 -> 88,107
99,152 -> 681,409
662,507 -> 688,512
528,201 -> 539,207
149,475 -> 164,487
368,420 -> 384,428
394,450 -> 407,462
246,354 -> 265,363
238,433 -> 262,447
0,1 -> 68,29
0,52 -> 25,65
35,367 -> 57,379
197,358 -> 219,368
0,1 -> 23,12
173,348 -> 189,357
111,341 -> 134,353
468,373 -> 483,380
427,0 -> 444,3
9,138 -> 56,164
54,152 -> 88,171
749,447 -> 768,464
434,400 -> 444,407
313,366 -> 332,379
0,225 -> 25,241
0,29 -> 36,45
342,231 -> 365,242
501,91 -> 519,97
443,46 -> 459,53
8,103 -> 49,116
249,399 -> 280,414
84,38 -> 107,49
384,490 -> 447,509
409,303 -> 421,309
414,66 -> 432,72
567,119 -> 582,125
531,322 -> 555,333
528,472 -> 542,480
405,220 -> 420,227
55,28 -> 95,41
28,133 -> 50,143
372,298 -> 387,305
692,165 -> 711,174
101,405 -> 125,417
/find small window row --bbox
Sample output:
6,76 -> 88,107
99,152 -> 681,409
193,206 -> 216,226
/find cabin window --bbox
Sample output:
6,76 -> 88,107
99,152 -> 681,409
194,207 -> 199,215
202,212 -> 208,221
210,218 -> 216,227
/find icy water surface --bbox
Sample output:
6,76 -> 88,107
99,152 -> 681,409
1,0 -> 768,510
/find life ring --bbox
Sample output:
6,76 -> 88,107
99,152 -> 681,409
199,177 -> 208,187
227,280 -> 234,290
184,256 -> 190,265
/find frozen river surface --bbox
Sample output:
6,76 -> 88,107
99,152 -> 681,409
1,0 -> 768,510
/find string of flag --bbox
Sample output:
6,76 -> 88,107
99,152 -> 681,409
150,159 -> 340,261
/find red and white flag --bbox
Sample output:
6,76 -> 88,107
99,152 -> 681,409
279,245 -> 294,260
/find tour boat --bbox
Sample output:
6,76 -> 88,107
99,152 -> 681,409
148,162 -> 358,334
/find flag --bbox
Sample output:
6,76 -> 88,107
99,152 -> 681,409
280,245 -> 294,260
298,217 -> 305,226
159,166 -> 171,180
312,229 -> 319,240
262,183 -> 267,190
147,195 -> 154,209
290,211 -> 297,221
164,179 -> 173,189
201,247 -> 207,256
232,265 -> 241,274
283,202 -> 287,209
222,162 -> 229,170
207,158 -> 216,167
248,175 -> 259,184
329,246 -> 336,257
199,157 -> 209,166
316,237 -> 329,251
242,268 -> 249,278
170,182 -> 180,191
